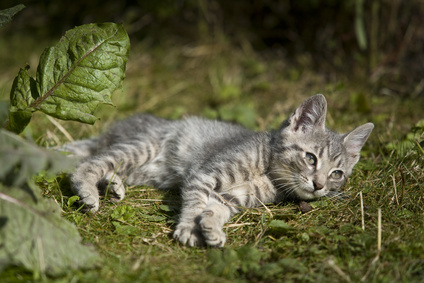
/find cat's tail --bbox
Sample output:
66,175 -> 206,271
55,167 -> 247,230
58,138 -> 100,158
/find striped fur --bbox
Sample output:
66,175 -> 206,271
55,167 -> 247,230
65,94 -> 374,247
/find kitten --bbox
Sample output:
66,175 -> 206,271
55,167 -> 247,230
63,94 -> 374,247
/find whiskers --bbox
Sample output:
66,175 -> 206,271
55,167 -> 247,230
275,182 -> 303,202
269,166 -> 302,202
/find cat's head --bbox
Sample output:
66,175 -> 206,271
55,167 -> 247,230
270,94 -> 374,201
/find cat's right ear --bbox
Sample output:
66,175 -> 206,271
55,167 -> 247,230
343,122 -> 374,165
288,94 -> 327,133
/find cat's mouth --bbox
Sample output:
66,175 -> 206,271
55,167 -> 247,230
295,184 -> 328,200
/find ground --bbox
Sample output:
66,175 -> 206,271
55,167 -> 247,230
0,32 -> 423,282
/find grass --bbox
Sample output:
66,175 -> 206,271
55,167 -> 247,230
1,33 -> 423,282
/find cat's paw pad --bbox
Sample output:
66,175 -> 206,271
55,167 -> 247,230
173,223 -> 204,247
199,211 -> 226,247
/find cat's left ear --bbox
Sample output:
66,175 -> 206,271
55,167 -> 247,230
289,94 -> 327,133
343,123 -> 374,165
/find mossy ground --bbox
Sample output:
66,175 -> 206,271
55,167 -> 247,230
1,35 -> 423,282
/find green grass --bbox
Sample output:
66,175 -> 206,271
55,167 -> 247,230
1,35 -> 423,282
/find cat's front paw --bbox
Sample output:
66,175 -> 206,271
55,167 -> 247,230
173,223 -> 204,247
199,211 -> 226,247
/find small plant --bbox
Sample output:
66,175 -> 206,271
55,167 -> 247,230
0,5 -> 130,278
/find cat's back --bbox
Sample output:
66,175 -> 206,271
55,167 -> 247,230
101,114 -> 169,145
178,116 -> 253,141
164,116 -> 256,158
102,114 -> 254,149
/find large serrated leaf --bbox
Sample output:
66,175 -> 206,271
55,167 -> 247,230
33,23 -> 129,124
7,23 -> 130,133
33,23 -> 130,123
0,183 -> 98,276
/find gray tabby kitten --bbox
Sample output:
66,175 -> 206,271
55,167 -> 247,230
64,94 -> 373,247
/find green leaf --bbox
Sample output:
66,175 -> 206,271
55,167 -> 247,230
111,205 -> 135,222
33,23 -> 129,123
0,4 -> 25,28
7,66 -> 37,133
9,65 -> 38,110
5,109 -> 32,134
7,23 -> 130,133
0,129 -> 73,186
67,195 -> 80,207
0,183 -> 98,277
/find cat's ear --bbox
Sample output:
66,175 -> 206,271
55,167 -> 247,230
289,94 -> 327,133
343,123 -> 374,165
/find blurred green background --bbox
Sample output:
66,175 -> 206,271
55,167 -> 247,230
0,0 -> 423,140
2,0 -> 423,93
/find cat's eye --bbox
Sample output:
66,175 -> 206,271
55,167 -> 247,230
305,153 -> 317,166
330,170 -> 343,179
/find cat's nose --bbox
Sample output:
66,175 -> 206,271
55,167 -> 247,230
313,181 -> 324,191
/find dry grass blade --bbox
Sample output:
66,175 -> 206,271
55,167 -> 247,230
360,191 -> 365,231
46,116 -> 74,142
